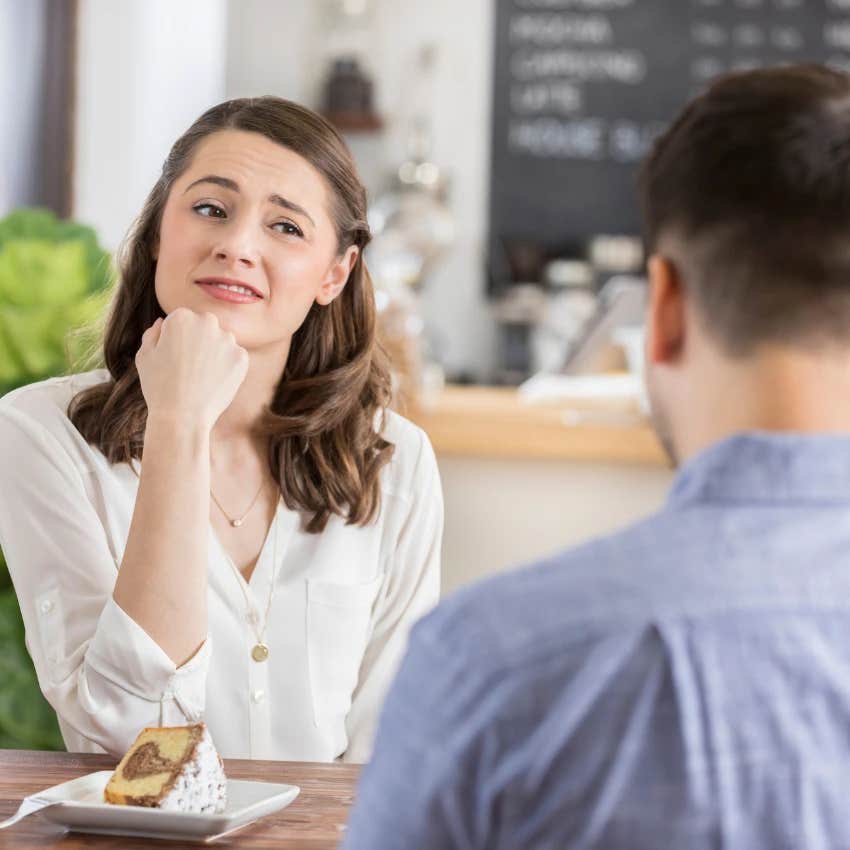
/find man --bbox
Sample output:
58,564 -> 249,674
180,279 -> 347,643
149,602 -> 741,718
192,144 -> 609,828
342,64 -> 850,849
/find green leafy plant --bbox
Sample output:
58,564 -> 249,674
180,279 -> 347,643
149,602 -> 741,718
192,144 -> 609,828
0,207 -> 113,749
0,207 -> 112,395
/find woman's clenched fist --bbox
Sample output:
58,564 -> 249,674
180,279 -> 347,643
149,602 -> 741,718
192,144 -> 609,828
136,309 -> 249,430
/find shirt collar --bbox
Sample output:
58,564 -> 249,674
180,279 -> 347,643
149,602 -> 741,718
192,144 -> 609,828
667,431 -> 850,508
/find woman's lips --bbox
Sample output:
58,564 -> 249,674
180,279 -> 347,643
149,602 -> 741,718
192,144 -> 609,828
195,281 -> 262,304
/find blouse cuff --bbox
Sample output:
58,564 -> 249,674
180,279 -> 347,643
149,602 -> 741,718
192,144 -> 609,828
85,597 -> 210,722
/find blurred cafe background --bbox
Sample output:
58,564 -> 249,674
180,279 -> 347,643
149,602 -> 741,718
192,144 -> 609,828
2,0 -> 847,747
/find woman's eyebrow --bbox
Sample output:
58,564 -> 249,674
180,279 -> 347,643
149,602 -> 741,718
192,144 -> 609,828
184,174 -> 239,194
184,175 -> 316,227
268,193 -> 316,228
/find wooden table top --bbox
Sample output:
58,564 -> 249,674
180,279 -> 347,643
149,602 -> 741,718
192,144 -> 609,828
409,384 -> 666,464
0,749 -> 359,849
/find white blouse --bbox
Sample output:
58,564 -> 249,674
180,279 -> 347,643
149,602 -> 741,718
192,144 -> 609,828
0,370 -> 442,763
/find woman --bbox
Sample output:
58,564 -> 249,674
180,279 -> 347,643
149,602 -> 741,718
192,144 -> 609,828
0,97 -> 442,762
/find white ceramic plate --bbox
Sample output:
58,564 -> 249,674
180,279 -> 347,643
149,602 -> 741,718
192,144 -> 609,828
29,770 -> 300,841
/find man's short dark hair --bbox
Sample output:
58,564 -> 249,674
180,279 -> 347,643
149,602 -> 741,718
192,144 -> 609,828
640,63 -> 850,354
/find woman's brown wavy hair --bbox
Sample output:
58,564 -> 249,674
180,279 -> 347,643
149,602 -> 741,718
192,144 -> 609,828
69,96 -> 394,533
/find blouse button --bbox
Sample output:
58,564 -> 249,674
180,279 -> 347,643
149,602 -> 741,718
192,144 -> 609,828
251,689 -> 265,704
40,599 -> 54,615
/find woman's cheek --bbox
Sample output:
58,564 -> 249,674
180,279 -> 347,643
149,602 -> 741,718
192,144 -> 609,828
153,263 -> 185,315
273,255 -> 326,297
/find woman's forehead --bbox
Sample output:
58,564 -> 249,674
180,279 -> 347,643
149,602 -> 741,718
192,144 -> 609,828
181,129 -> 331,208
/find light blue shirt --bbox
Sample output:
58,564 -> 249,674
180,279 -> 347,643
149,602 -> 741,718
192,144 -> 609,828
342,433 -> 850,850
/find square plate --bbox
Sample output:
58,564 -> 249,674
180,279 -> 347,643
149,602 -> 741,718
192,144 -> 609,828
31,771 -> 300,841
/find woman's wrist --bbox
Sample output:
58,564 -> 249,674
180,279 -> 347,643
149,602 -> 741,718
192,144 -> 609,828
145,409 -> 214,436
143,412 -> 213,458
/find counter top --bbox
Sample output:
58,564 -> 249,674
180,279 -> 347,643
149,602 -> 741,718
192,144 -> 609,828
408,385 -> 667,465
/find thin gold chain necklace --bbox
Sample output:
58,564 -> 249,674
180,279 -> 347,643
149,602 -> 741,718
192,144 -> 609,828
210,482 -> 265,528
222,503 -> 281,663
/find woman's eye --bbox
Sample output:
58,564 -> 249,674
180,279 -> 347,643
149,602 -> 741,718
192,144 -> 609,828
271,221 -> 303,237
193,202 -> 226,218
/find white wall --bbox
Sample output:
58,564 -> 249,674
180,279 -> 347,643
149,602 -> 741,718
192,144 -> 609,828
73,0 -> 229,251
0,0 -> 46,213
225,0 -> 315,104
224,0 -> 498,380
440,456 -> 671,594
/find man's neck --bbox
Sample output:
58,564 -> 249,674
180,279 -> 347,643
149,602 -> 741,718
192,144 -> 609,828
674,344 -> 850,463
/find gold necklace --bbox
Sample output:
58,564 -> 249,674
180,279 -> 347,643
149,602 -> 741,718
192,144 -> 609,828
222,504 -> 281,662
211,482 -> 265,527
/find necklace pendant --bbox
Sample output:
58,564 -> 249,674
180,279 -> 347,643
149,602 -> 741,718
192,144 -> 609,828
251,643 -> 270,662
231,518 -> 243,528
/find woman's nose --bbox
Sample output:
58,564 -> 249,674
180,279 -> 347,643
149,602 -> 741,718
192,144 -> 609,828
213,225 -> 259,267
214,246 -> 256,267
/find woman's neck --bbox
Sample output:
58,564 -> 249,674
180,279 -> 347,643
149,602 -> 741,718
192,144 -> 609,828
211,344 -> 287,447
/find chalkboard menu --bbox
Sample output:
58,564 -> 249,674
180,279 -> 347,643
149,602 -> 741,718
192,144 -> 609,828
488,0 -> 850,292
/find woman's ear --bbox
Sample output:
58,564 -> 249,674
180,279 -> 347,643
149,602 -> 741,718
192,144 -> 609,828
646,254 -> 687,365
316,245 -> 359,306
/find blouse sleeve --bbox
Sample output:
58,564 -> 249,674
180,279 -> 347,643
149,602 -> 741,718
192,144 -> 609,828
0,403 -> 210,755
343,427 -> 444,763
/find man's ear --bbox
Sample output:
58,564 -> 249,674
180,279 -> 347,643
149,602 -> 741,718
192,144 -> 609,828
646,254 -> 687,365
316,245 -> 359,306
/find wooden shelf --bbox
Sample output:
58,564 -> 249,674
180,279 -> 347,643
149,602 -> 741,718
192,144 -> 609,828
407,385 -> 667,465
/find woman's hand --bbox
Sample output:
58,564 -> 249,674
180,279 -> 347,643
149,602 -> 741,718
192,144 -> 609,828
136,309 -> 249,429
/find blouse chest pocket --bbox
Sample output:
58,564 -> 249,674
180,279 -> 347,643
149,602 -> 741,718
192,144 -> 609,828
306,575 -> 383,728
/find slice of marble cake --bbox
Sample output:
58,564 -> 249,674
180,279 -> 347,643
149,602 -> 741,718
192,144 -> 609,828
104,722 -> 227,813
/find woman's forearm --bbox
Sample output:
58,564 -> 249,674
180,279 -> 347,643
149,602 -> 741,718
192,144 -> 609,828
113,413 -> 211,665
